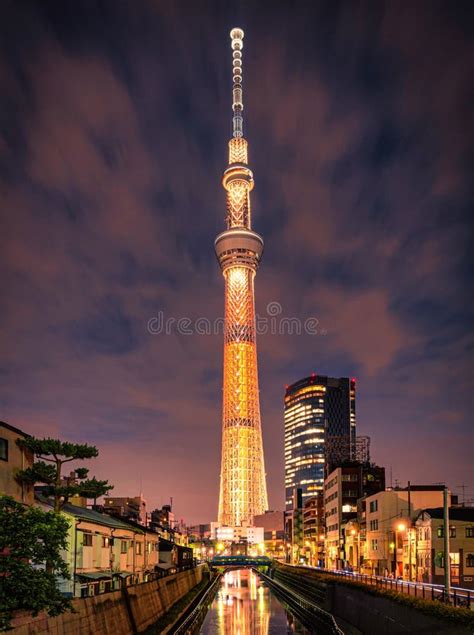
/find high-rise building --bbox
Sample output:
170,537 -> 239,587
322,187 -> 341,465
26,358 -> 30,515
215,28 -> 268,528
284,374 -> 356,510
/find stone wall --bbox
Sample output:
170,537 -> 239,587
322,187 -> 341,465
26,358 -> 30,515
11,567 -> 203,635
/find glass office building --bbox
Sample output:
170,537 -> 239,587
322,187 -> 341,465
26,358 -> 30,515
284,375 -> 356,510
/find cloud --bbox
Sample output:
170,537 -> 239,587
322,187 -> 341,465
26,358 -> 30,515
0,1 -> 471,521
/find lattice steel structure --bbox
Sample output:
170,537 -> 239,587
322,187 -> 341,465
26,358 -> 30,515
215,28 -> 268,527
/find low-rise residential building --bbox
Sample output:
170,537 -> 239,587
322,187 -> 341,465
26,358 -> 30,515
103,494 -> 147,524
364,485 -> 455,578
53,502 -> 160,597
415,507 -> 474,589
0,421 -> 34,505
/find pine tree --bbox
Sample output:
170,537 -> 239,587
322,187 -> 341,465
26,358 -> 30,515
16,437 -> 113,512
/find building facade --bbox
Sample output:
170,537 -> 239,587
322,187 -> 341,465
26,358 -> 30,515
364,486 -> 453,578
52,502 -> 160,597
324,463 -> 385,570
285,488 -> 304,564
302,492 -> 325,566
254,510 -> 285,559
0,421 -> 34,505
216,28 -> 268,530
103,494 -> 147,525
284,375 -> 356,511
415,507 -> 474,588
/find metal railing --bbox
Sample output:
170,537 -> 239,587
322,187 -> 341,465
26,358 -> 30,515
257,569 -> 344,634
172,573 -> 222,635
293,565 -> 472,609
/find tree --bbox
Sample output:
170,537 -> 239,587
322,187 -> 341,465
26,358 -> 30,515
0,496 -> 71,630
16,437 -> 113,512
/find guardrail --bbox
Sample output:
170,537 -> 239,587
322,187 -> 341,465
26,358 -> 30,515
172,572 -> 222,635
293,565 -> 472,609
256,569 -> 344,635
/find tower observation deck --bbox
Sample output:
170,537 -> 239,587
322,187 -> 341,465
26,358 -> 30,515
215,28 -> 268,527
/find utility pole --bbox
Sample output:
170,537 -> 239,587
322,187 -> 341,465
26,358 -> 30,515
443,486 -> 451,600
456,484 -> 466,506
408,481 -> 412,582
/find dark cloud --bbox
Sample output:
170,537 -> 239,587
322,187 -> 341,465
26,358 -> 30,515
0,0 -> 472,521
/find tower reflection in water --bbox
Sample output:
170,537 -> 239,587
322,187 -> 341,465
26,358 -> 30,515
216,570 -> 269,635
201,569 -> 306,635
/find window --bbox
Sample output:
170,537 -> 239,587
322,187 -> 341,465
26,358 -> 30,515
136,542 -> 142,555
450,552 -> 459,565
0,438 -> 8,461
371,539 -> 378,551
466,554 -> 474,568
121,540 -> 128,554
437,526 -> 444,538
466,527 -> 474,538
102,537 -> 109,548
82,533 -> 93,547
369,500 -> 378,513
436,552 -> 445,568
449,527 -> 456,539
370,519 -> 379,531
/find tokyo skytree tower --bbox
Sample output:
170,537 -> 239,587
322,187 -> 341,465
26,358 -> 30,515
215,28 -> 268,526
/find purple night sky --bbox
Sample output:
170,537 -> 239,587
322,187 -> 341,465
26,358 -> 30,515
1,1 -> 472,523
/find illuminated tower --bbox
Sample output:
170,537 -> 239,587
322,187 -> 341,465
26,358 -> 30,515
215,28 -> 268,527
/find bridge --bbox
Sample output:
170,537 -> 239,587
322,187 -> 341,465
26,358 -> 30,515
209,555 -> 272,568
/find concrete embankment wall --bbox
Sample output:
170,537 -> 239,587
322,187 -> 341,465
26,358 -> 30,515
11,567 -> 203,635
274,564 -> 471,635
329,583 -> 469,635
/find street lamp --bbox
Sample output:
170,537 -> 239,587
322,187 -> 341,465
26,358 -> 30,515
395,523 -> 406,578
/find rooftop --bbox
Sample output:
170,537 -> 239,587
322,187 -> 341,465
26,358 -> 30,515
420,507 -> 474,521
0,420 -> 30,438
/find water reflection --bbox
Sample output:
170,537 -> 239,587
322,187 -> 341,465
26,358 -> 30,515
200,569 -> 308,634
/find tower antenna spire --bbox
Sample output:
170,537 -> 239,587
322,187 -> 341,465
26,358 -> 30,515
215,28 -> 268,529
230,27 -> 244,138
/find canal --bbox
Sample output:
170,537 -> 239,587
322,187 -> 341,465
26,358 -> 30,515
200,569 -> 310,634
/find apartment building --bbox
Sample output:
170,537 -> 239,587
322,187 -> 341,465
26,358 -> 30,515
324,463 -> 385,569
415,507 -> 474,588
364,485 -> 454,578
56,502 -> 160,597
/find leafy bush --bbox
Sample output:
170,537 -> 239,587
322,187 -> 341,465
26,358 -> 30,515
0,496 -> 72,630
